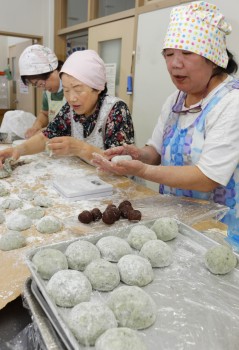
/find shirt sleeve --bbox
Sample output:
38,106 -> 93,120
104,100 -> 135,149
43,102 -> 71,139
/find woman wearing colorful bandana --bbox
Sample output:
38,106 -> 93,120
19,45 -> 66,138
93,1 -> 239,242
0,49 -> 134,163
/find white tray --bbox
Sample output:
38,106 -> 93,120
25,220 -> 239,350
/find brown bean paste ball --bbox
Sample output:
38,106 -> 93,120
91,208 -> 102,222
102,209 -> 117,225
128,209 -> 142,222
78,210 -> 93,224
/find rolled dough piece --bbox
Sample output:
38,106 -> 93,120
140,239 -> 173,267
0,183 -> 10,197
95,327 -> 147,350
96,236 -> 132,262
0,168 -> 10,179
68,301 -> 117,346
151,217 -> 179,241
0,158 -> 13,178
0,231 -> 26,251
0,210 -> 5,224
84,258 -> 120,291
36,215 -> 62,234
33,195 -> 52,208
107,285 -> 157,329
32,248 -> 68,280
46,269 -> 92,307
127,225 -> 157,250
6,213 -> 32,231
1,198 -> 23,210
18,189 -> 35,201
20,206 -> 45,220
117,254 -> 154,287
204,245 -> 237,275
65,240 -> 100,271
111,155 -> 133,164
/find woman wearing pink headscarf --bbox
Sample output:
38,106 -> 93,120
0,49 -> 134,164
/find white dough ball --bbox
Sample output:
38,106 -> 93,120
68,301 -> 117,346
117,254 -> 154,287
65,240 -> 100,271
204,245 -> 237,275
36,215 -> 62,234
6,213 -> 32,231
111,155 -> 133,164
0,183 -> 9,196
32,248 -> 68,280
1,198 -> 23,210
46,269 -> 92,307
127,225 -> 157,250
33,195 -> 52,207
0,231 -> 26,251
107,285 -> 157,330
140,239 -> 173,267
84,258 -> 120,291
95,327 -> 147,350
20,206 -> 45,220
0,210 -> 5,224
96,236 -> 132,262
151,217 -> 179,241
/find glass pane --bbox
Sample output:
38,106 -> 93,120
67,0 -> 88,26
98,0 -> 135,17
66,30 -> 88,57
99,39 -> 121,96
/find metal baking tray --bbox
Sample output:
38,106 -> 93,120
25,220 -> 239,350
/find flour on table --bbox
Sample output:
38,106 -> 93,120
65,240 -> 100,271
68,301 -> 117,346
46,269 -> 92,307
32,248 -> 68,280
1,198 -> 23,210
84,258 -> 120,291
151,217 -> 179,241
6,213 -> 32,231
95,327 -> 147,350
20,206 -> 45,220
127,225 -> 157,250
140,239 -> 173,267
0,231 -> 26,251
96,236 -> 132,262
33,195 -> 53,208
36,215 -> 62,234
107,285 -> 157,330
117,254 -> 154,287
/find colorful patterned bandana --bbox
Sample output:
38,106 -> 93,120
163,1 -> 232,68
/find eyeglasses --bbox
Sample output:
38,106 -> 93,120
172,91 -> 202,115
30,80 -> 46,88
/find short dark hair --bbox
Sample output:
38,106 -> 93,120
21,60 -> 64,85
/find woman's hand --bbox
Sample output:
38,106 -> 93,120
46,136 -> 80,156
0,148 -> 21,168
103,143 -> 141,161
92,152 -> 147,177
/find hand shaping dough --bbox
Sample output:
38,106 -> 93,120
46,269 -> 92,307
117,254 -> 154,287
32,248 -> 68,280
68,301 -> 117,346
107,285 -> 157,330
127,225 -> 157,250
6,213 -> 32,231
204,244 -> 237,275
140,239 -> 173,267
36,215 -> 62,234
84,258 -> 120,291
1,198 -> 23,210
95,327 -> 147,350
111,155 -> 133,164
0,231 -> 26,251
96,236 -> 132,262
151,217 -> 179,241
65,240 -> 101,271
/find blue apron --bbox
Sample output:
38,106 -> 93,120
160,79 -> 239,241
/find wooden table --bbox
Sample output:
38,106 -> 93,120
0,150 -> 228,310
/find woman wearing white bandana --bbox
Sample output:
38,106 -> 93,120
93,1 -> 239,245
